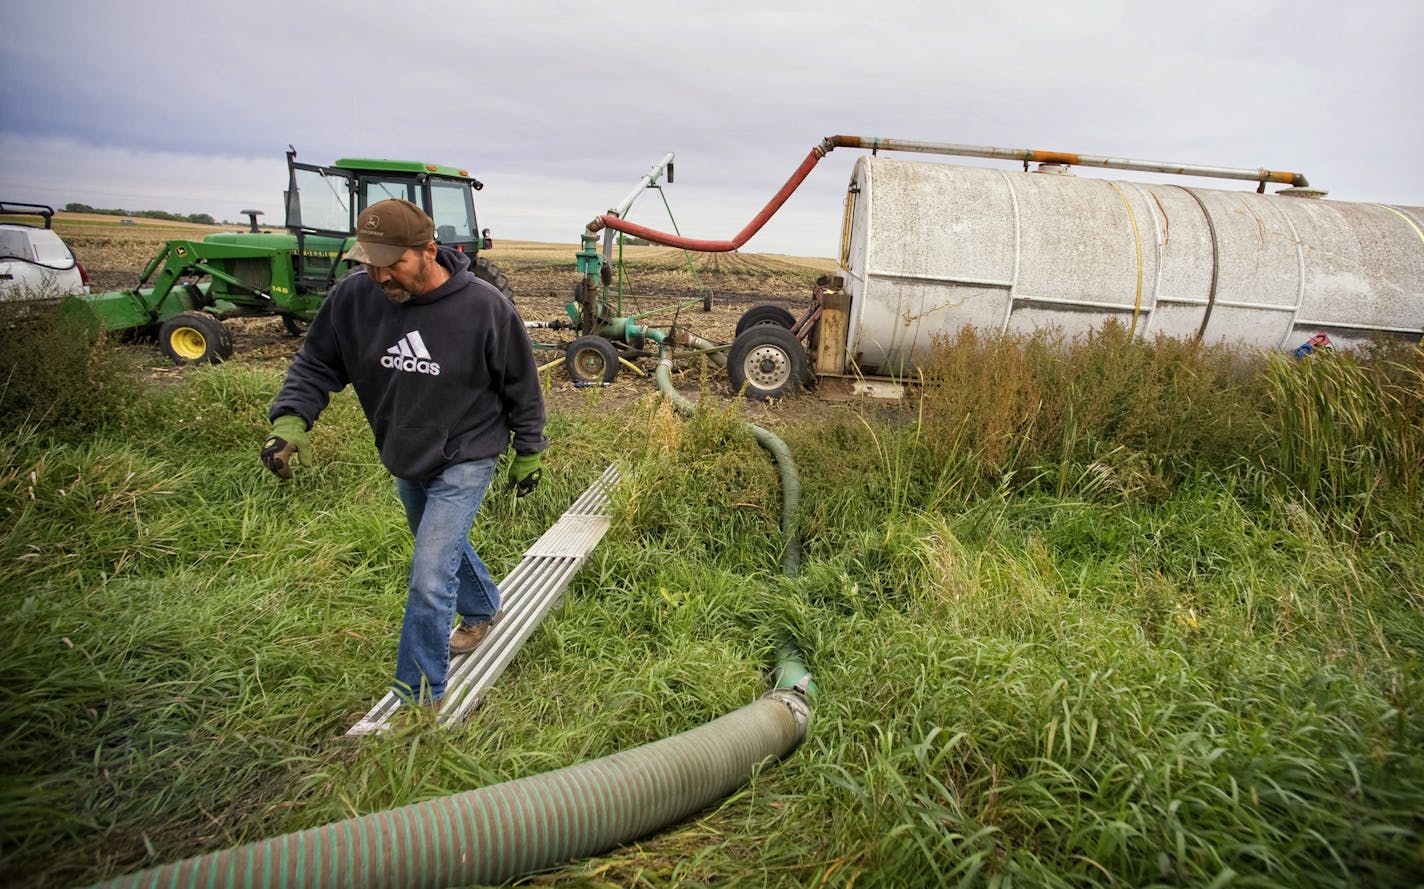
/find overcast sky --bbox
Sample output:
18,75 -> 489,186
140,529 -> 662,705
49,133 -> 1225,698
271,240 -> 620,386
2,0 -> 1421,257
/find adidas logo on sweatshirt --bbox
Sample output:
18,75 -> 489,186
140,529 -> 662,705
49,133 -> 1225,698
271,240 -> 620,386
381,331 -> 441,376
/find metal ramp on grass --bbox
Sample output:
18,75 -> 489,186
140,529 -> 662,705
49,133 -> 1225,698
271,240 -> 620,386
347,465 -> 619,737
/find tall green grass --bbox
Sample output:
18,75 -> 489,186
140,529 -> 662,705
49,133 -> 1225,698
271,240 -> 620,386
918,324 -> 1422,520
916,322 -> 1269,493
0,313 -> 142,438
2,328 -> 1421,887
1264,344 -> 1424,518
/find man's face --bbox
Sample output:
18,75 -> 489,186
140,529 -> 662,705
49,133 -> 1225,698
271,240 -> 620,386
364,242 -> 439,303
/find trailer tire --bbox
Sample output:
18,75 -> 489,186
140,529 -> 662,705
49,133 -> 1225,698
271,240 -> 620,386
472,256 -> 514,303
734,302 -> 797,337
727,324 -> 807,400
282,316 -> 309,337
565,335 -> 619,385
159,312 -> 233,365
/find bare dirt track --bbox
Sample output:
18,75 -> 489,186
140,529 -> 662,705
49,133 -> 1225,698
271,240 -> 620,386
57,216 -> 839,420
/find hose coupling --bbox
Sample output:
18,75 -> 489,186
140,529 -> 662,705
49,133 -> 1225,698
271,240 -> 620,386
763,688 -> 812,733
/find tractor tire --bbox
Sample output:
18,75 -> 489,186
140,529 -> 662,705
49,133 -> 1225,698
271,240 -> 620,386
565,335 -> 619,385
734,302 -> 797,337
727,324 -> 807,400
472,256 -> 514,303
159,312 -> 233,365
282,315 -> 309,337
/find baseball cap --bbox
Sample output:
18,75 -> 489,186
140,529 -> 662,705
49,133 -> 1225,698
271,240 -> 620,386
346,199 -> 435,267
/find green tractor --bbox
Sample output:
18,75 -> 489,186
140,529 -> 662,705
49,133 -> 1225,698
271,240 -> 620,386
65,147 -> 512,364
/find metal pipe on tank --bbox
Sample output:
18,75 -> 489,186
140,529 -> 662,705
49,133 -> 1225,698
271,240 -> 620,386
823,135 -> 1309,188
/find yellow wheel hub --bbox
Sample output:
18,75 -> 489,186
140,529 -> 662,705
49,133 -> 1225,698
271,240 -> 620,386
170,327 -> 208,361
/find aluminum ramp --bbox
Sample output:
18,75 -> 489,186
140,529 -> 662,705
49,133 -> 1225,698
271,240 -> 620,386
347,464 -> 619,736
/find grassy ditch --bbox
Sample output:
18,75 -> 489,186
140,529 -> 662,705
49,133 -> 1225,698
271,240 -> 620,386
1,320 -> 1421,887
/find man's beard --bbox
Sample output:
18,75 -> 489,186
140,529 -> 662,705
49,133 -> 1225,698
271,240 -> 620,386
383,286 -> 414,304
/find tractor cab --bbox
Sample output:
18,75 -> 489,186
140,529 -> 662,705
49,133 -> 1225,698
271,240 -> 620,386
283,148 -> 492,291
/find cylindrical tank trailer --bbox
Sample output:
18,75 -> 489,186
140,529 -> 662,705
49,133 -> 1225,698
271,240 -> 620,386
811,155 -> 1423,391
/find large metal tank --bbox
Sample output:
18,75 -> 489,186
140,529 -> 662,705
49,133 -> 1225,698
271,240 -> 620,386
839,155 -> 1424,376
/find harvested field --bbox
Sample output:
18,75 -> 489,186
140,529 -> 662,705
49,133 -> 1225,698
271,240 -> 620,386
53,214 -> 838,416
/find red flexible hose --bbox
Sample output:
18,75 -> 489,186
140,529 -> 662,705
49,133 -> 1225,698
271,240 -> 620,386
588,145 -> 828,253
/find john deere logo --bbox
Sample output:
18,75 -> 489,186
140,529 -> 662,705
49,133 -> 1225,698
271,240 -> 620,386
365,216 -> 380,230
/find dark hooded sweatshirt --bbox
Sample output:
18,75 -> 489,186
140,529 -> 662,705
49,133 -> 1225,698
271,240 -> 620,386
269,248 -> 547,481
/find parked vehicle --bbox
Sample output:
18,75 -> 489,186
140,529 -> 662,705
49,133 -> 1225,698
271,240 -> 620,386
0,202 -> 90,308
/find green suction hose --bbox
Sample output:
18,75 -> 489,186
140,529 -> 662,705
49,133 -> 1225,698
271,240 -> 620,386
654,343 -> 802,577
88,689 -> 809,889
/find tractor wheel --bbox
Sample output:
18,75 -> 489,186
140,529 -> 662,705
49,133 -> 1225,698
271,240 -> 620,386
734,302 -> 797,337
282,315 -> 309,337
472,256 -> 514,303
565,335 -> 619,385
727,324 -> 807,400
159,312 -> 233,365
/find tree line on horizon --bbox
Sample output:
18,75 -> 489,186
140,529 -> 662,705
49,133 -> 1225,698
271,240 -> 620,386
63,203 -> 218,226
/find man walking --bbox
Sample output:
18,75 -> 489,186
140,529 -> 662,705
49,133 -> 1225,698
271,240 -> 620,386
261,198 -> 546,704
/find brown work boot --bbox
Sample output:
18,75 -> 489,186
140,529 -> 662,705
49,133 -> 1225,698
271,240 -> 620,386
449,610 -> 504,655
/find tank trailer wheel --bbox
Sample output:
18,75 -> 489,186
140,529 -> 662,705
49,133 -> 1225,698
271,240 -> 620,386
565,335 -> 619,385
281,315 -> 309,337
159,312 -> 233,365
734,302 -> 797,337
727,324 -> 807,400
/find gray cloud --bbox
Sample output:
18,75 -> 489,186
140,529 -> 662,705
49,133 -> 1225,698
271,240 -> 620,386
2,0 -> 1419,256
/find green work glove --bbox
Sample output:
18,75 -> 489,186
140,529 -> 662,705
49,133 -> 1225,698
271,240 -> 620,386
261,415 -> 312,480
509,452 -> 542,498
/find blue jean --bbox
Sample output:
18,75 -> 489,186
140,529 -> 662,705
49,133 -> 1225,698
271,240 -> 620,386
392,458 -> 502,702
